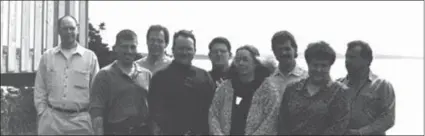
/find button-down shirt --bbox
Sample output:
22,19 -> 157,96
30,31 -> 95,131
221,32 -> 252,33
34,45 -> 99,115
337,71 -> 395,135
136,55 -> 171,74
270,65 -> 308,98
148,61 -> 215,135
278,78 -> 351,135
89,61 -> 152,123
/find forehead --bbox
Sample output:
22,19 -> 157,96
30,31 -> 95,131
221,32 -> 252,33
309,59 -> 332,65
210,43 -> 228,50
174,36 -> 194,47
235,49 -> 252,57
347,45 -> 362,54
59,17 -> 77,28
148,30 -> 165,38
274,40 -> 293,48
117,39 -> 137,46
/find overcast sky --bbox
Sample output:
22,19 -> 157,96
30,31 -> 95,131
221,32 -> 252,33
89,1 -> 423,58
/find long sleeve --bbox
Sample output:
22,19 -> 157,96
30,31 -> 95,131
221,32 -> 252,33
277,87 -> 292,135
323,88 -> 351,135
208,85 -> 225,135
358,81 -> 395,134
148,73 -> 168,133
247,80 -> 280,135
89,70 -> 110,119
34,54 -> 48,116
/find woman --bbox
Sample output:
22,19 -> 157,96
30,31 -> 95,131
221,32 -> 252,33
277,41 -> 351,135
208,45 -> 272,135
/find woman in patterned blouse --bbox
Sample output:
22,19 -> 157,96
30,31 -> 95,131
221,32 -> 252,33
277,41 -> 351,135
208,45 -> 272,135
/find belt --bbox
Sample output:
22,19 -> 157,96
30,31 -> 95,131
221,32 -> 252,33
47,103 -> 88,113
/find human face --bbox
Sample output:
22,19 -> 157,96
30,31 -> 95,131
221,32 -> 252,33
147,30 -> 166,56
209,43 -> 231,67
233,49 -> 256,76
114,39 -> 138,65
273,40 -> 296,64
172,36 -> 195,65
308,59 -> 332,85
59,17 -> 78,47
345,46 -> 369,75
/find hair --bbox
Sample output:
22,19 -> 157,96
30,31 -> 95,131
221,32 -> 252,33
271,30 -> 298,57
58,15 -> 78,29
114,29 -> 138,46
228,45 -> 272,80
304,41 -> 336,65
347,40 -> 373,65
208,37 -> 232,52
172,29 -> 196,49
146,24 -> 170,45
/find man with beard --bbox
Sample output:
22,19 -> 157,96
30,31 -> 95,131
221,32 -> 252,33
136,25 -> 172,74
148,30 -> 216,135
338,40 -> 395,135
34,15 -> 99,135
90,29 -> 152,135
208,37 -> 232,85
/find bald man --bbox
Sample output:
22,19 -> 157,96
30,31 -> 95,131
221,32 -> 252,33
34,15 -> 99,135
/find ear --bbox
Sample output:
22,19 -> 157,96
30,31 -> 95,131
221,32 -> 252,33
294,52 -> 298,58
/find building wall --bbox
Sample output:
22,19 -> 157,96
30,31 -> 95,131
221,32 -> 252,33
0,1 -> 88,74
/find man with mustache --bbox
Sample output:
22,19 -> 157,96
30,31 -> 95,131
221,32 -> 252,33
136,25 -> 172,74
90,29 -> 152,135
148,30 -> 216,135
338,40 -> 395,135
34,15 -> 99,135
208,37 -> 232,85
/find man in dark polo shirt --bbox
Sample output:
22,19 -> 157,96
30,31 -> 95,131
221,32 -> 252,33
148,30 -> 216,135
89,29 -> 152,135
208,37 -> 232,86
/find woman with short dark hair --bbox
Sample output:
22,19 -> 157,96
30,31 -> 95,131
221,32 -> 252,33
277,41 -> 351,135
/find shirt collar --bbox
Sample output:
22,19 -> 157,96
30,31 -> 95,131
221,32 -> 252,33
273,65 -> 305,77
53,43 -> 85,56
343,70 -> 377,83
112,60 -> 145,77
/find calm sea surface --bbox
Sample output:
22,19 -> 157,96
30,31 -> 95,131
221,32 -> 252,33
193,58 -> 424,135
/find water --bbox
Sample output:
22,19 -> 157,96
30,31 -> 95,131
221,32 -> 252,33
193,58 -> 424,135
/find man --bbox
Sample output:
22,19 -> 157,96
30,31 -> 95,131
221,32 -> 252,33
208,37 -> 232,85
338,40 -> 395,135
148,30 -> 216,135
89,29 -> 152,135
245,30 -> 308,135
34,15 -> 99,135
136,25 -> 172,74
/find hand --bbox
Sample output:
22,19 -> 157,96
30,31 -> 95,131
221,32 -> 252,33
92,117 -> 104,135
346,129 -> 362,135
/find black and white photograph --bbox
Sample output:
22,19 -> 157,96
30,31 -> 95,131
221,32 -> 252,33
0,1 -> 423,135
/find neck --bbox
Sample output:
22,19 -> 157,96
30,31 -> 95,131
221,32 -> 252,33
147,54 -> 164,64
279,59 -> 296,75
212,64 -> 229,72
239,72 -> 255,83
348,67 -> 370,81
309,75 -> 331,87
61,41 -> 77,50
117,60 -> 133,69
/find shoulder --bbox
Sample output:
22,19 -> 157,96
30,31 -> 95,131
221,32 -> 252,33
215,79 -> 233,94
136,65 -> 152,75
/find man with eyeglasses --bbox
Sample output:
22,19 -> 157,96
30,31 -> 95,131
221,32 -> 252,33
208,37 -> 232,86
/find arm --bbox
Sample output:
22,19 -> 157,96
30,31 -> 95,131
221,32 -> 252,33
201,71 -> 216,135
277,86 -> 292,135
323,87 -> 351,135
249,80 -> 280,135
90,53 -> 100,88
208,85 -> 225,135
357,81 -> 395,134
89,71 -> 110,135
148,73 -> 168,134
34,54 -> 48,116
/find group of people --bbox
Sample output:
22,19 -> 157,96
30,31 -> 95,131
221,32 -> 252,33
34,15 -> 395,135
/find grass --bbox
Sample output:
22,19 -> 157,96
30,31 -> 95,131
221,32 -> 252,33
1,86 -> 37,135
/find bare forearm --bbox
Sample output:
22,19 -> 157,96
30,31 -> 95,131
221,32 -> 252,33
92,116 -> 104,135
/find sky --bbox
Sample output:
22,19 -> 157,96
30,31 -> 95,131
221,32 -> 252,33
89,1 -> 424,58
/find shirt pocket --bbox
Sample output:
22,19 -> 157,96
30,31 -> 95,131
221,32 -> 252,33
358,92 -> 380,119
71,69 -> 90,90
46,67 -> 60,89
